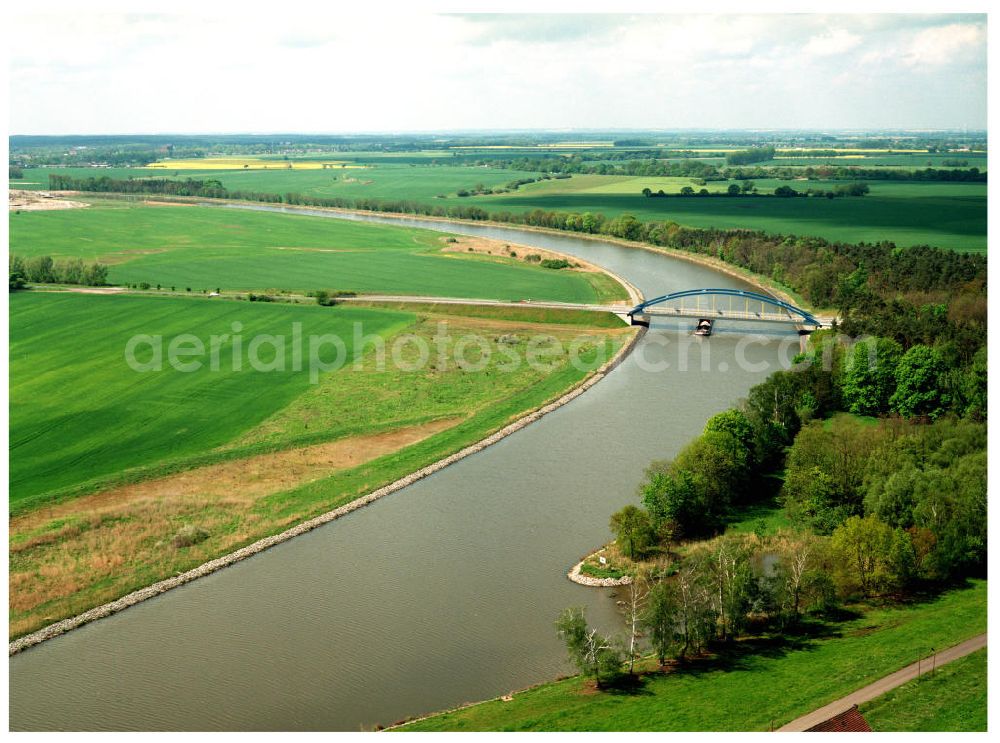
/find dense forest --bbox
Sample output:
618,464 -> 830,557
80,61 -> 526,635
580,215 -> 987,678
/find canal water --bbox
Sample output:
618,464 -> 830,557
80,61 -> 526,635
9,210 -> 799,731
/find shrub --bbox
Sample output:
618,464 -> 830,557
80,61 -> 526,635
540,258 -> 571,270
172,524 -> 209,548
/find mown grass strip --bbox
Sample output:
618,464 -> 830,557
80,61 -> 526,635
860,648 -> 987,732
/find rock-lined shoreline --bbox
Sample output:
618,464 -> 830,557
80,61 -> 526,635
9,322 -> 646,656
566,550 -> 633,587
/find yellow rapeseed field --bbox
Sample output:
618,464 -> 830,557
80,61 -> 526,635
146,157 -> 364,170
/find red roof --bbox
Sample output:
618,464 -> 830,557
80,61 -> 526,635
806,705 -> 873,733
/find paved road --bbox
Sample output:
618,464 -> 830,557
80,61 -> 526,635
778,633 -> 987,731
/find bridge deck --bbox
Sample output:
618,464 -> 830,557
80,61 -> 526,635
640,307 -> 813,324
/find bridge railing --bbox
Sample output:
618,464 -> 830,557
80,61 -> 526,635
628,288 -> 821,327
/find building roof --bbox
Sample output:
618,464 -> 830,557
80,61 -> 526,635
805,705 -> 873,733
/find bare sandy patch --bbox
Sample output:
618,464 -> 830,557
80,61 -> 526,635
56,287 -> 127,295
14,418 -> 461,533
439,234 -> 603,273
9,417 -> 461,632
142,200 -> 198,207
9,189 -> 88,212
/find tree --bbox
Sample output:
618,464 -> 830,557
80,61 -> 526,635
704,409 -> 756,471
913,451 -> 987,577
727,183 -> 741,196
671,562 -> 716,660
782,417 -> 885,532
783,465 -> 846,533
960,346 -> 987,420
620,572 -> 650,674
841,337 -> 902,415
605,214 -> 643,241
699,537 -> 755,641
82,262 -> 109,286
772,534 -> 826,623
554,607 -> 623,688
642,579 -> 678,666
25,255 -> 54,283
829,515 -> 912,596
641,466 -> 706,540
9,255 -> 26,292
609,505 -> 653,560
671,432 -> 745,523
890,345 -> 949,418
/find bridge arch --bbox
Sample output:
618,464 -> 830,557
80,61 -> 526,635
628,288 -> 821,327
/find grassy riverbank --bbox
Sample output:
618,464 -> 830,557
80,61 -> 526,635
401,580 -> 986,731
10,289 -> 634,639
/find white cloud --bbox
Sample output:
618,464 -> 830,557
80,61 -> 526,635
6,13 -> 987,133
903,23 -> 986,66
803,29 -> 862,57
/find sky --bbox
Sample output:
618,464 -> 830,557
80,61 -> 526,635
7,12 -> 988,134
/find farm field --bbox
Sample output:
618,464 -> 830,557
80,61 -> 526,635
146,157 -> 364,170
476,176 -> 986,252
402,580 -> 987,732
9,292 -> 413,505
859,648 -> 987,731
9,290 -> 633,638
9,201 -> 620,302
11,163 -> 534,201
12,159 -> 986,251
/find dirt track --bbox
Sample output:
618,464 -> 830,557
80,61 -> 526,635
9,189 -> 88,211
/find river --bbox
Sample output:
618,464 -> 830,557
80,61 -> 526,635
9,209 -> 799,731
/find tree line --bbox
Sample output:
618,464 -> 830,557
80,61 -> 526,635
642,182 -> 869,198
725,146 -> 777,166
464,153 -> 986,183
9,254 -> 110,290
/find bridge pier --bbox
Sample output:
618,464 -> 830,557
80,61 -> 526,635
629,313 -> 650,327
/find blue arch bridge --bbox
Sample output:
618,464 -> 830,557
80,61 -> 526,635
626,288 -> 822,330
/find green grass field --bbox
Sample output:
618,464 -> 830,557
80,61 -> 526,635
9,202 -> 616,301
476,176 -> 986,252
11,157 -> 986,251
402,580 -> 986,731
860,648 -> 987,731
11,163 -> 533,201
9,292 -> 414,505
